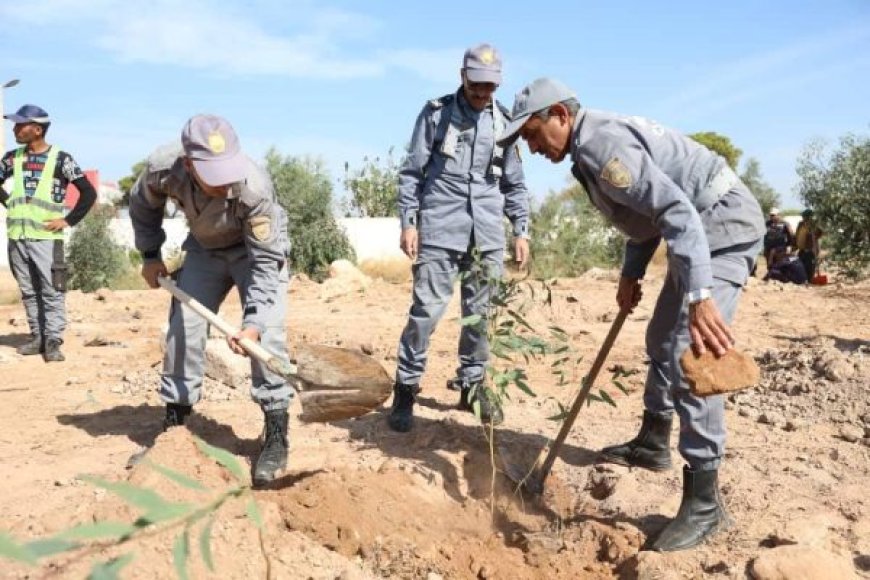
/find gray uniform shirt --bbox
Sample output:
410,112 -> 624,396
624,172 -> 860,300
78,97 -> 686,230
397,89 -> 530,252
569,109 -> 765,292
129,143 -> 290,334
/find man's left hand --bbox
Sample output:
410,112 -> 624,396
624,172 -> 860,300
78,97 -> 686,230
228,326 -> 260,356
513,237 -> 530,269
688,299 -> 734,357
43,218 -> 69,232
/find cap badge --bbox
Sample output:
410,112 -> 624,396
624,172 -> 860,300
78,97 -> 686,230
480,49 -> 495,65
208,131 -> 226,154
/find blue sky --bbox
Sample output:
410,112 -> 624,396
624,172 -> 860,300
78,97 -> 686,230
1,0 -> 868,210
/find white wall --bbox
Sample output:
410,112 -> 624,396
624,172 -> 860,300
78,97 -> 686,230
0,213 -> 403,266
337,217 -> 404,261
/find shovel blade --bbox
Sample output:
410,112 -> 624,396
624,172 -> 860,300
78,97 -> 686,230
294,344 -> 392,422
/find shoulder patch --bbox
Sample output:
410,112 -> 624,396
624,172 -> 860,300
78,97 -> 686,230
495,100 -> 511,120
249,215 -> 272,242
600,157 -> 632,189
427,93 -> 454,110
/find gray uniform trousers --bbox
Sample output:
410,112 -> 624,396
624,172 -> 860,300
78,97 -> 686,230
8,239 -> 66,342
161,245 -> 292,411
642,239 -> 762,471
396,243 -> 504,386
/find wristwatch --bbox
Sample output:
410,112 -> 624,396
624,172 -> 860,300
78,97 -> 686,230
687,288 -> 712,304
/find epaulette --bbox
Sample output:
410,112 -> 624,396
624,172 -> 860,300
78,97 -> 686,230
427,93 -> 455,110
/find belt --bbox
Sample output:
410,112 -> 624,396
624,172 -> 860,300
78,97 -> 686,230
695,166 -> 740,212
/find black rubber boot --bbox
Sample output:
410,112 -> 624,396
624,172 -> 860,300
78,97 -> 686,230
650,466 -> 730,551
451,379 -> 504,426
253,409 -> 289,485
598,410 -> 673,471
388,383 -> 419,433
17,336 -> 43,356
163,403 -> 192,431
43,339 -> 65,362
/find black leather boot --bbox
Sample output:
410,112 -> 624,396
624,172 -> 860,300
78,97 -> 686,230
254,409 -> 289,485
598,410 -> 673,471
388,383 -> 419,433
650,466 -> 730,551
451,379 -> 504,426
163,403 -> 192,431
17,336 -> 43,356
43,339 -> 65,362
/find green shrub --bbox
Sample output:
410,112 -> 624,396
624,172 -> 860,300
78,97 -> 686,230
67,205 -> 127,292
264,149 -> 355,281
530,184 -> 624,279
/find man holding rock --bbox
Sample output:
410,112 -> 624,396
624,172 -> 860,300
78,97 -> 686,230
499,78 -> 765,551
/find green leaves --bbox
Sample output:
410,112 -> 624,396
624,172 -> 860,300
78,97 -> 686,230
143,461 -> 209,492
199,516 -> 216,571
194,439 -> 246,482
173,530 -> 190,580
89,554 -> 134,580
0,532 -> 37,565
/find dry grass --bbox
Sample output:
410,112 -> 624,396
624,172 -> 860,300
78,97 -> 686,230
358,257 -> 412,284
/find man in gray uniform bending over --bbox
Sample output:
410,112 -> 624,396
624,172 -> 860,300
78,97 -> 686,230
499,78 -> 764,551
130,115 -> 292,485
390,43 -> 531,433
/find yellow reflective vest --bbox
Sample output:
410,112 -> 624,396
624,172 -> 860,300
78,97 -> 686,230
7,147 -> 65,240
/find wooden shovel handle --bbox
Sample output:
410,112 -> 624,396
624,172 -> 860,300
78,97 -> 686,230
536,308 -> 629,481
157,276 -> 296,378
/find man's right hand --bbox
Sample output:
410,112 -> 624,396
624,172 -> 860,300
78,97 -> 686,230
616,276 -> 643,313
141,261 -> 169,289
400,227 -> 418,260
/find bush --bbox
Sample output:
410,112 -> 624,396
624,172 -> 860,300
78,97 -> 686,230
529,184 -> 624,278
264,149 -> 355,281
342,150 -> 399,217
797,133 -> 870,278
67,205 -> 127,292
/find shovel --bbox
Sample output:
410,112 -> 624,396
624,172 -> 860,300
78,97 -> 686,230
158,276 -> 392,423
500,308 -> 629,494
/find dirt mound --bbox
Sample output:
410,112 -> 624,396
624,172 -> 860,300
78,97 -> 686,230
730,337 -> 870,439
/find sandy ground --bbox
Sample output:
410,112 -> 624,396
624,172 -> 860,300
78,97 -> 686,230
0,262 -> 867,580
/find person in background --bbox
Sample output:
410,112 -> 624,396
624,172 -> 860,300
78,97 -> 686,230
0,104 -> 97,362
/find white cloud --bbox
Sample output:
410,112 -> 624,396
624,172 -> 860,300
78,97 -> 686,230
0,0 -> 457,82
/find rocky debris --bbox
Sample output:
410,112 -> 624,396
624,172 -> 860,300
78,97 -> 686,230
321,260 -> 372,301
750,545 -> 857,580
730,337 -> 869,431
84,336 -> 125,347
586,465 -> 621,500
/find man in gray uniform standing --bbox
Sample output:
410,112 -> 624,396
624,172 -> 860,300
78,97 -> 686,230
130,115 -> 292,485
390,43 -> 531,433
499,78 -> 764,551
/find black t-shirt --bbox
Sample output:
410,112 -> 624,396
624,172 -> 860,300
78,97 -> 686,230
0,147 -> 85,203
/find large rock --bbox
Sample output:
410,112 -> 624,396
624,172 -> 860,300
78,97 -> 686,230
681,348 -> 760,396
321,260 -> 371,300
750,545 -> 856,580
204,337 -> 250,389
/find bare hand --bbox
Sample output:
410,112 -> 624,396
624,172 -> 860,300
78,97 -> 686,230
400,227 -> 418,260
616,276 -> 643,313
141,261 -> 169,289
43,218 -> 69,232
689,299 -> 734,357
228,326 -> 260,356
513,237 -> 530,269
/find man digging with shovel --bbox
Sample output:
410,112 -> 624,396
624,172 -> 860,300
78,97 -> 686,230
499,79 -> 765,551
130,115 -> 293,485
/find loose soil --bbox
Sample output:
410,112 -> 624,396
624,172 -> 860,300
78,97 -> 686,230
0,265 -> 867,579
